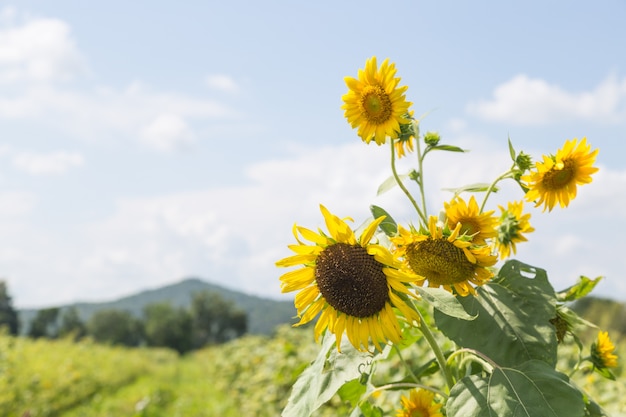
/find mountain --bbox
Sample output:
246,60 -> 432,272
18,278 -> 297,336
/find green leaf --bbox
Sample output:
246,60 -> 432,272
414,286 -> 476,321
508,137 -> 516,161
376,174 -> 407,196
282,333 -> 373,417
350,402 -> 384,417
446,360 -> 586,417
428,144 -> 466,153
556,276 -> 603,302
369,205 -> 398,236
434,260 -> 557,367
338,378 -> 367,408
442,183 -> 497,195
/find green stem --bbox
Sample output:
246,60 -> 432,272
395,345 -> 420,383
479,164 -> 515,213
415,308 -> 455,391
414,122 -> 429,220
390,138 -> 427,224
367,382 -> 448,399
447,348 -> 497,374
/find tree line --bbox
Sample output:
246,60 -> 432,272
0,281 -> 247,354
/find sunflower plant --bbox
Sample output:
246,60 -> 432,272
276,57 -> 618,417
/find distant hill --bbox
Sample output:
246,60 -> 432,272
18,278 -> 297,336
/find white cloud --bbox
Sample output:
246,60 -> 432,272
140,113 -> 195,152
12,150 -> 84,175
6,138 -> 624,307
467,74 -> 626,125
0,8 -> 86,83
205,74 -> 240,93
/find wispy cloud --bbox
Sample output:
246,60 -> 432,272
12,150 -> 84,175
467,74 -> 626,125
205,74 -> 240,93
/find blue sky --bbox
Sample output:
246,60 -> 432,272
1,1 -> 625,307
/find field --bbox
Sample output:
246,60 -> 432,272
0,325 -> 624,417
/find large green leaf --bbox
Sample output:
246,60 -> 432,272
434,260 -> 557,367
447,360 -> 586,417
282,333 -> 372,417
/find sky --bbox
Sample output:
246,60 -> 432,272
1,1 -> 625,308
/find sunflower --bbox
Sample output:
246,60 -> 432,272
342,57 -> 412,145
495,200 -> 534,259
591,331 -> 618,369
522,138 -> 599,211
392,216 -> 498,296
276,205 -> 420,352
396,389 -> 443,417
444,195 -> 497,245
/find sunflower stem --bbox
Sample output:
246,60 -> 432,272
367,382 -> 448,399
414,123 -> 429,220
390,138 -> 427,224
447,347 -> 497,374
415,308 -> 455,391
394,345 -> 420,384
479,164 -> 515,213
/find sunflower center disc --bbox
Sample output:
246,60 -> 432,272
315,243 -> 389,318
407,239 -> 475,286
360,85 -> 393,124
543,159 -> 575,190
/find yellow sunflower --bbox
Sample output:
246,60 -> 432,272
522,138 -> 599,211
396,389 -> 443,417
444,195 -> 497,245
276,205 -> 420,352
342,56 -> 412,145
392,216 -> 498,296
591,331 -> 618,369
495,200 -> 534,259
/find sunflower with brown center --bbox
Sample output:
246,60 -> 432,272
444,195 -> 497,245
522,138 -> 599,211
392,216 -> 498,296
342,57 -> 412,145
276,205 -> 420,352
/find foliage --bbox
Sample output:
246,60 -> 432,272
143,302 -> 193,354
277,57 -> 617,417
0,281 -> 19,335
27,308 -> 60,339
88,309 -> 144,347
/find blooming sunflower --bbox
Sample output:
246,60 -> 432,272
591,331 -> 618,369
522,138 -> 599,211
444,195 -> 497,245
392,216 -> 498,296
396,389 -> 443,417
276,205 -> 420,352
495,200 -> 534,259
342,57 -> 412,145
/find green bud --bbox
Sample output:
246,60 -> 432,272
515,151 -> 533,171
424,131 -> 441,146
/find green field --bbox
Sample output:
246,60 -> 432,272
0,324 -> 624,417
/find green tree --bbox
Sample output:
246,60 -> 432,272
0,281 -> 19,335
28,307 -> 60,339
190,291 -> 248,348
143,302 -> 193,354
58,307 -> 87,340
87,309 -> 143,346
